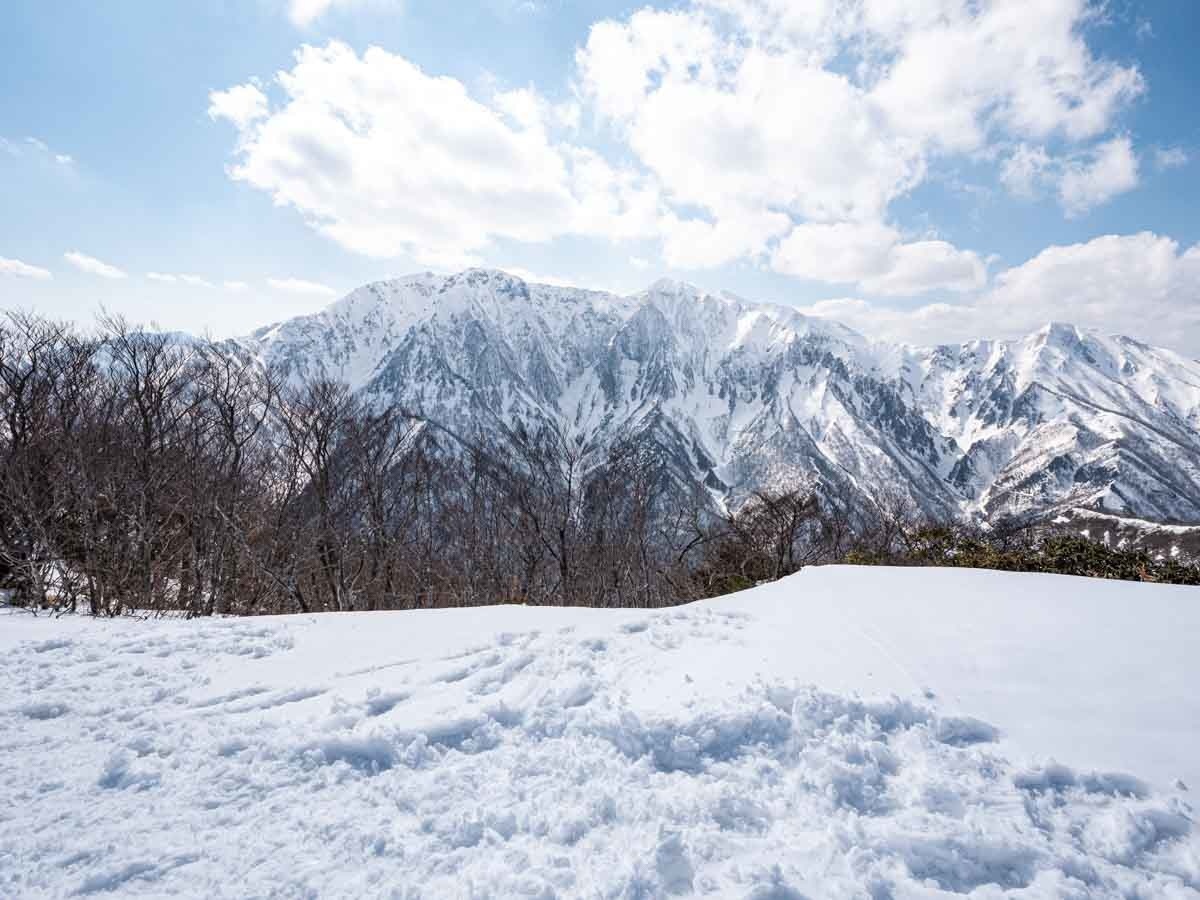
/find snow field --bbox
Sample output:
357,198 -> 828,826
2,566 -> 1198,897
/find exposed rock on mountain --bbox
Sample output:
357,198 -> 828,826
237,269 -> 1200,525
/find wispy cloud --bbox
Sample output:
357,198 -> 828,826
0,256 -> 53,280
1154,146 -> 1189,171
267,277 -> 338,297
1002,138 -> 1141,216
150,272 -> 246,289
1059,137 -> 1140,216
179,274 -> 216,288
64,251 -> 126,279
0,136 -> 74,166
286,0 -> 401,28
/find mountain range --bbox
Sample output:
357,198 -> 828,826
233,268 -> 1200,528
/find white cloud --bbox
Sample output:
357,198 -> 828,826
1,136 -> 75,166
576,0 -> 1142,268
1058,136 -> 1139,216
211,42 -> 659,269
862,2 -> 1143,150
866,240 -> 988,295
286,0 -> 403,28
179,274 -> 215,288
800,233 -> 1200,355
773,221 -> 896,284
148,272 -> 227,288
224,281 -> 250,292
0,256 -> 52,280
64,251 -> 127,280
999,137 -> 1140,215
267,277 -> 338,297
981,232 -> 1197,342
662,209 -> 791,269
1000,144 -> 1053,198
577,1 -> 1141,216
800,297 -> 983,348
207,83 -> 268,129
1154,146 -> 1189,171
213,1 -> 1146,291
579,21 -> 924,227
772,222 -> 985,295
491,86 -> 578,133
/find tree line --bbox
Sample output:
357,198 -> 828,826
0,312 -> 841,615
2,312 -> 1195,616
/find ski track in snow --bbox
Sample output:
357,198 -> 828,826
2,588 -> 1199,898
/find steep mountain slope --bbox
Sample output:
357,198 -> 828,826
237,268 -> 1200,525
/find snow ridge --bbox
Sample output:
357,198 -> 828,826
4,566 -> 1199,897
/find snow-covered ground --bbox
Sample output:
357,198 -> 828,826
3,566 -> 1198,897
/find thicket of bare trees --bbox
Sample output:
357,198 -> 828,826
0,313 -> 839,616
6,313 -> 1192,616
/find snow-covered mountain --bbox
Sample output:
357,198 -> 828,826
237,268 -> 1200,526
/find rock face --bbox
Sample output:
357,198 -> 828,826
235,268 -> 1200,524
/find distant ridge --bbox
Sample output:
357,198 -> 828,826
230,268 -> 1200,525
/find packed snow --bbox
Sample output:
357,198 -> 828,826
3,566 -> 1199,897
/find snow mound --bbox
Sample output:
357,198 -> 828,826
2,567 -> 1198,897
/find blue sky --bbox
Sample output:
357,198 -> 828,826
2,0 -> 1199,352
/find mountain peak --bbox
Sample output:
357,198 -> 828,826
1033,321 -> 1084,346
238,270 -> 1200,527
456,266 -> 526,282
644,276 -> 704,296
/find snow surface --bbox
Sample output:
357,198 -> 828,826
3,566 -> 1199,897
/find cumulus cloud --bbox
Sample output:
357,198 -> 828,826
800,297 -> 984,349
212,1 -> 1146,293
981,232 -> 1198,340
207,83 -> 268,129
1058,136 -> 1139,216
0,256 -> 52,280
224,280 -> 250,292
64,251 -> 126,280
210,43 -> 659,269
1000,144 -> 1054,198
800,233 -> 1200,355
267,277 -> 338,297
575,0 -> 1141,263
773,222 -> 986,295
999,136 -> 1140,215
